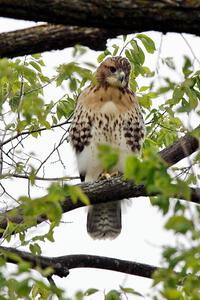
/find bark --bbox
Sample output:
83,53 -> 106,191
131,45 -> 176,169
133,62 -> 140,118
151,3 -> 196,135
0,24 -> 115,58
0,126 -> 199,235
159,130 -> 199,166
0,0 -> 199,36
0,246 -> 157,279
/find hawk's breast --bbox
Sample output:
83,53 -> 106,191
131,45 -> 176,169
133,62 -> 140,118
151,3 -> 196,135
68,85 -> 145,179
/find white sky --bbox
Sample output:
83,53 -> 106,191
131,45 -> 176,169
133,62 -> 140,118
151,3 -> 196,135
0,17 -> 200,300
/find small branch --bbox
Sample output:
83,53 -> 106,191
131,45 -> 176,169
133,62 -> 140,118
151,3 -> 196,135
0,173 -> 79,181
35,130 -> 68,175
181,33 -> 200,66
1,118 -> 71,147
0,246 -> 157,279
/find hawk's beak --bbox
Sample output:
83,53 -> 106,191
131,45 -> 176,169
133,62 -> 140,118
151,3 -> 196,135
117,71 -> 125,83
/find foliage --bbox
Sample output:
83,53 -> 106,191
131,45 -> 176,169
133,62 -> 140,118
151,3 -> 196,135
0,32 -> 200,299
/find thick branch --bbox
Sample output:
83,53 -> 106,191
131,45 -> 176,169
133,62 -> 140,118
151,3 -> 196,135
0,24 -> 116,58
0,127 -> 199,235
0,246 -> 157,279
159,129 -> 199,166
0,0 -> 199,36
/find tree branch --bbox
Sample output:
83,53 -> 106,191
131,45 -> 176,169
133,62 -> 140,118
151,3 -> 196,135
1,115 -> 71,147
0,0 -> 199,36
0,246 -> 157,279
0,24 -> 116,58
0,126 -> 199,235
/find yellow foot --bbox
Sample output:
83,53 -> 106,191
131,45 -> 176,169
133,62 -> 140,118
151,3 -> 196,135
99,172 -> 111,180
99,171 -> 119,180
110,171 -> 119,177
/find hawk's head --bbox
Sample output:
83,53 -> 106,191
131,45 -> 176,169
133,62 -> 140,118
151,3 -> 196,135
95,56 -> 131,88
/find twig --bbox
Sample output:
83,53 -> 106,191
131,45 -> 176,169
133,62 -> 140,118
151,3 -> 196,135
181,33 -> 200,66
0,173 -> 79,181
35,130 -> 68,175
1,118 -> 72,147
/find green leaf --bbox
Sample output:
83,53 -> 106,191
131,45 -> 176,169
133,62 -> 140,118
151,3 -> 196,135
29,243 -> 41,255
136,34 -> 156,54
112,44 -> 119,56
84,288 -> 99,296
29,167 -> 36,185
130,69 -> 138,92
123,35 -> 127,42
172,87 -> 184,103
140,66 -> 155,77
182,55 -> 193,78
56,98 -> 75,120
124,155 -> 140,180
97,50 -> 111,63
138,95 -> 152,109
185,86 -> 198,109
139,86 -> 149,92
130,40 -> 145,65
162,288 -> 183,300
31,53 -> 42,59
66,186 -> 89,205
98,144 -> 119,172
69,77 -> 77,91
165,216 -> 194,234
75,290 -> 84,300
30,61 -> 42,73
120,286 -> 143,297
16,279 -> 31,297
105,290 -> 121,300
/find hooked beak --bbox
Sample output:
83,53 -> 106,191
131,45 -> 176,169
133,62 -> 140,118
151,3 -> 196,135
117,71 -> 125,83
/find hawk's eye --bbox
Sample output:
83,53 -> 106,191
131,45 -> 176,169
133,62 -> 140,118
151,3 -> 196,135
110,66 -> 116,73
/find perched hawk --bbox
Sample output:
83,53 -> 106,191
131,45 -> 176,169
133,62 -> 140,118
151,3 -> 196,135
68,56 -> 144,239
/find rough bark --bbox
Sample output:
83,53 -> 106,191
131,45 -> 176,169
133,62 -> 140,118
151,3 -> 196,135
0,24 -> 115,58
0,246 -> 157,279
159,130 -> 199,166
0,127 -> 199,235
0,0 -> 199,36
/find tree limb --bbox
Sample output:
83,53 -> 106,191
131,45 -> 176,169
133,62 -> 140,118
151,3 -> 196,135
0,126 -> 199,235
0,24 -> 115,58
0,246 -> 157,279
0,0 -> 199,36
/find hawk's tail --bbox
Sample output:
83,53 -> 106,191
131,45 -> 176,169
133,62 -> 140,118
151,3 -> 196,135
87,201 -> 121,239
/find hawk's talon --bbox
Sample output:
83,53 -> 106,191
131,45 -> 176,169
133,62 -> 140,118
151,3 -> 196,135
110,171 -> 119,177
99,171 -> 119,180
99,172 -> 111,180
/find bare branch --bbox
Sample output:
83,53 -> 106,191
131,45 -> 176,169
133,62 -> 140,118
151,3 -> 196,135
0,246 -> 157,279
1,118 -> 71,147
0,126 -> 199,235
0,24 -> 115,58
0,0 -> 199,37
0,173 -> 79,181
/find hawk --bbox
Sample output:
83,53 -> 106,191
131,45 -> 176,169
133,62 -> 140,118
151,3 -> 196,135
68,56 -> 144,239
